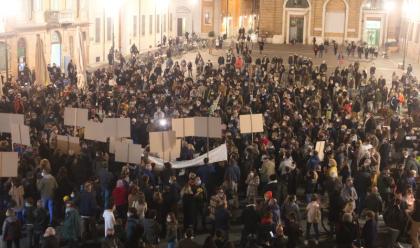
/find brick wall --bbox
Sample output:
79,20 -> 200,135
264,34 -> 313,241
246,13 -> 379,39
326,0 -> 345,12
258,0 -> 284,36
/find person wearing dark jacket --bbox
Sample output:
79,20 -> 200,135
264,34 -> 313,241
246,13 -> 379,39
284,213 -> 301,248
75,182 -> 97,241
41,227 -> 59,248
2,209 -> 21,248
125,208 -> 143,248
258,212 -> 276,245
410,196 -> 420,248
34,200 -> 49,248
61,201 -> 80,248
214,203 -> 230,238
178,228 -> 200,248
354,165 -> 371,213
362,211 -> 377,248
240,202 -> 260,247
336,213 -> 358,248
364,187 -> 383,216
23,198 -> 36,248
101,229 -> 124,248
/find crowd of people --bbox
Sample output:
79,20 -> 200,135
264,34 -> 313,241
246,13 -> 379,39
0,34 -> 418,248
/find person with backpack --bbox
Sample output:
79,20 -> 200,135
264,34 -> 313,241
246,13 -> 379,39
2,209 -> 21,248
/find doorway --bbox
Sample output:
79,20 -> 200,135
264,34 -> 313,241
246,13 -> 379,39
289,16 -> 304,43
177,18 -> 184,37
364,20 -> 381,47
51,31 -> 62,67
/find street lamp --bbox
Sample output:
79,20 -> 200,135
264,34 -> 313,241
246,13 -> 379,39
0,0 -> 19,81
225,0 -> 229,37
401,0 -> 419,70
105,0 -> 123,63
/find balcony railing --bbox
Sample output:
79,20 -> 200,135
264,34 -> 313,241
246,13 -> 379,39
59,9 -> 74,24
44,11 -> 59,25
44,10 -> 74,26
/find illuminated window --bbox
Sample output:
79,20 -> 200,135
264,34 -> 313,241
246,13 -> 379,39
0,42 -> 6,71
156,15 -> 160,33
164,14 -> 166,32
51,0 -> 60,10
133,16 -> 137,37
107,17 -> 112,41
95,18 -> 101,42
149,15 -> 153,34
142,15 -> 145,36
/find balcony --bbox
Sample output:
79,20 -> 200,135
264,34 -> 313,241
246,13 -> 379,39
44,10 -> 74,27
44,11 -> 60,26
59,10 -> 74,25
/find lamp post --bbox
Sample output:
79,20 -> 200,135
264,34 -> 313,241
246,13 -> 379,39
191,0 -> 197,36
105,0 -> 123,62
162,0 -> 169,47
401,0 -> 419,70
0,1 -> 18,81
225,0 -> 229,37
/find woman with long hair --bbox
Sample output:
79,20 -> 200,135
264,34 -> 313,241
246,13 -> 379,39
166,212 -> 178,248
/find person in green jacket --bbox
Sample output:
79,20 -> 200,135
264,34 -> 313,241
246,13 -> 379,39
61,201 -> 80,248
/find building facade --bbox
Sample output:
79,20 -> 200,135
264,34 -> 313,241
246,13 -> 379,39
258,0 -> 401,45
0,0 -> 90,78
0,0 -> 221,79
401,0 -> 420,63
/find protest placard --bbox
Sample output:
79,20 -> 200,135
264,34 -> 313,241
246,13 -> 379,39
84,121 -> 107,142
10,124 -> 31,147
64,107 -> 89,127
239,114 -> 264,134
0,152 -> 18,177
56,135 -> 81,154
0,113 -> 24,133
104,118 -> 131,138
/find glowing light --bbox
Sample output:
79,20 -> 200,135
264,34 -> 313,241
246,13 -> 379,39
105,0 -> 124,16
159,119 -> 168,127
0,0 -> 19,18
403,0 -> 420,21
384,1 -> 395,12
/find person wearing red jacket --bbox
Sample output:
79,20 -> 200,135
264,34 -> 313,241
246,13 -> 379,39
112,180 -> 128,219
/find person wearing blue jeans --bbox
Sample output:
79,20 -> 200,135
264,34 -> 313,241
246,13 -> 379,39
42,198 -> 54,224
36,164 -> 58,224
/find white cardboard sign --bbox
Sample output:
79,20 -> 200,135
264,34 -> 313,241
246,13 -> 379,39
114,141 -> 143,164
239,114 -> 264,134
0,152 -> 18,177
0,113 -> 24,133
84,121 -> 107,142
104,118 -> 131,138
10,124 -> 31,147
64,107 -> 89,127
